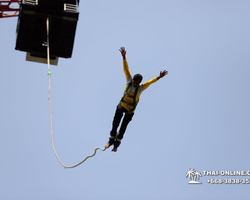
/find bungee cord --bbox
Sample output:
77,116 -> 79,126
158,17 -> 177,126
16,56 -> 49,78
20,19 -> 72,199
46,18 -> 106,169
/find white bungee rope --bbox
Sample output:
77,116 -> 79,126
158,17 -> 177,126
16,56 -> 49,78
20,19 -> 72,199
46,18 -> 106,169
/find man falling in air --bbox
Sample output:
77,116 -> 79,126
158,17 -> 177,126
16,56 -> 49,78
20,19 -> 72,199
105,47 -> 168,152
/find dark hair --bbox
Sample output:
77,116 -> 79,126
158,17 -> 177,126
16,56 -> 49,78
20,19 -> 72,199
133,74 -> 143,82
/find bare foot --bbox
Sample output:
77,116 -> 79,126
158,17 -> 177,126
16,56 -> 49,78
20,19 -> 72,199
112,147 -> 117,152
105,143 -> 112,149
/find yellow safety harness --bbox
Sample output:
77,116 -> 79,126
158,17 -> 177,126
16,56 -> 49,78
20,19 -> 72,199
119,82 -> 139,114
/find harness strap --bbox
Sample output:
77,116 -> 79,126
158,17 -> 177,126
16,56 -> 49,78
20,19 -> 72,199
119,82 -> 139,113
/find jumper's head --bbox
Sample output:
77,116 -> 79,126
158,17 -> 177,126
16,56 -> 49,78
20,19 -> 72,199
132,74 -> 143,87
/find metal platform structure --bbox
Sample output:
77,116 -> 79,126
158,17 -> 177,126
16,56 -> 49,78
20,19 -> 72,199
0,0 -> 21,18
15,0 -> 80,65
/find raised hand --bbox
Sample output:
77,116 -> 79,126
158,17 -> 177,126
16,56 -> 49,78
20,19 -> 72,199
157,70 -> 168,80
119,47 -> 126,59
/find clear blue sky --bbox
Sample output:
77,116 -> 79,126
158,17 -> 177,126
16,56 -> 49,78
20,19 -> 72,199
1,0 -> 250,199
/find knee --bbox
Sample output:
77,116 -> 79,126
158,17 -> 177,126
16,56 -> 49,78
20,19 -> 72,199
125,113 -> 134,122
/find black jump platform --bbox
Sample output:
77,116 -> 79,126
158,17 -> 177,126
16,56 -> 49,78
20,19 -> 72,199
15,0 -> 80,60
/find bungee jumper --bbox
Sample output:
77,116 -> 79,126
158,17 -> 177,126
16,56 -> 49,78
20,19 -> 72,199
105,47 -> 168,152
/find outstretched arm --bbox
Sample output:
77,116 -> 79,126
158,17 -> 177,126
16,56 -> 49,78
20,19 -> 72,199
119,47 -> 131,81
143,70 -> 168,90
